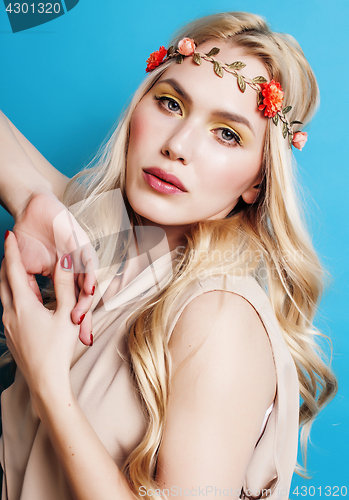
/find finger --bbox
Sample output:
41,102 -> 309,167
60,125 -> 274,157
77,271 -> 84,295
3,231 -> 38,304
27,273 -> 44,304
71,246 -> 98,324
70,244 -> 98,296
71,287 -> 95,325
74,280 -> 80,301
71,267 -> 93,324
54,253 -> 77,314
78,310 -> 93,346
0,258 -> 13,310
53,211 -> 97,275
74,271 -> 85,312
53,209 -> 98,297
81,244 -> 99,296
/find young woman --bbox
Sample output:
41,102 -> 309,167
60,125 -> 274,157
0,11 -> 337,500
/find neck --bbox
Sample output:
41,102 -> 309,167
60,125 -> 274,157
137,216 -> 193,253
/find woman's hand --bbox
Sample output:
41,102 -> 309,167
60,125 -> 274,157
0,231 -> 136,500
0,230 -> 85,408
12,191 -> 99,346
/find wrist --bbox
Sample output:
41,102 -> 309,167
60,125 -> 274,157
13,183 -> 54,221
30,374 -> 73,422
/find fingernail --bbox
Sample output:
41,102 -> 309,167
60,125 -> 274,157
89,333 -> 94,347
90,285 -> 95,296
60,254 -> 72,270
78,313 -> 86,325
4,230 -> 10,241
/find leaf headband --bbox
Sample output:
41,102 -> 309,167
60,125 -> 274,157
146,38 -> 308,151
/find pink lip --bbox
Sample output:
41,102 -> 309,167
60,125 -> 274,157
142,168 -> 187,194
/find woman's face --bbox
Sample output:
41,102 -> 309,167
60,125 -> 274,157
126,41 -> 269,226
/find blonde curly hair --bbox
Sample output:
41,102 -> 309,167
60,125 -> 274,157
2,11 -> 337,500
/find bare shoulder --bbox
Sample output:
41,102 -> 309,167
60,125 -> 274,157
156,290 -> 277,489
169,290 -> 276,399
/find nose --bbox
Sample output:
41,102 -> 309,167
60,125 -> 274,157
161,122 -> 194,165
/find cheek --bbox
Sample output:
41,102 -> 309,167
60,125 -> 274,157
129,109 -> 149,152
129,100 -> 165,154
198,147 -> 261,195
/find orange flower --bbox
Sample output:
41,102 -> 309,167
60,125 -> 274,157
292,131 -> 308,151
146,46 -> 168,72
178,37 -> 196,56
258,80 -> 284,118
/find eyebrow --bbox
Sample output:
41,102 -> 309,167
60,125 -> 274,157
156,78 -> 254,136
212,111 -> 255,136
157,78 -> 193,104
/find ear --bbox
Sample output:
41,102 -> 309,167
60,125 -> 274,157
241,173 -> 263,205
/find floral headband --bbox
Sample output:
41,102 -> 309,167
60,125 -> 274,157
146,38 -> 307,151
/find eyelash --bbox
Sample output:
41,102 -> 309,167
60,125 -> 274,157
154,95 -> 182,115
153,95 -> 242,147
214,128 -> 242,147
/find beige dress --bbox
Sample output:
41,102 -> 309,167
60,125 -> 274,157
0,252 -> 299,500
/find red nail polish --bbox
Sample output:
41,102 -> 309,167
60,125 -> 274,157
4,230 -> 10,241
60,254 -> 72,270
90,285 -> 95,296
78,313 -> 86,325
89,333 -> 94,347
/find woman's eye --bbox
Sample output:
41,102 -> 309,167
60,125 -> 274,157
154,96 -> 182,115
214,127 -> 242,147
167,99 -> 180,112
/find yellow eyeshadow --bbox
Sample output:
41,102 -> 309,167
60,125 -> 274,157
153,84 -> 183,100
159,93 -> 181,102
211,123 -> 243,143
153,81 -> 177,92
153,90 -> 185,115
152,85 -> 252,144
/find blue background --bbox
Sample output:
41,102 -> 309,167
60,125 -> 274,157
0,0 -> 348,495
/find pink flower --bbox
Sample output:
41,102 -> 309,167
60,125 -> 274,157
146,46 -> 168,72
177,37 -> 196,56
292,131 -> 308,151
258,80 -> 284,118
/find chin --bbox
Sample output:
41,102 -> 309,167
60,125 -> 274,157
126,193 -> 166,225
126,198 -> 192,228
133,207 -> 186,226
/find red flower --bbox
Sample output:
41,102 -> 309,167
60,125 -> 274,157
258,80 -> 284,118
146,46 -> 168,72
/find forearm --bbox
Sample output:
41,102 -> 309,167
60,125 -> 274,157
0,111 -> 69,217
33,383 -> 136,500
